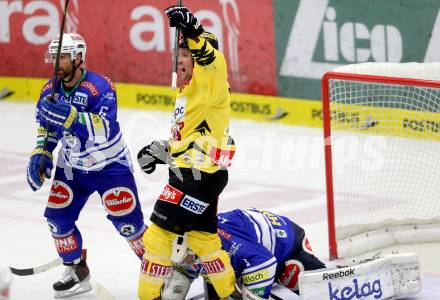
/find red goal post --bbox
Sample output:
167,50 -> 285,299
322,62 -> 440,260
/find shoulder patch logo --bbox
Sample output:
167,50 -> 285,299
103,76 -> 116,91
80,81 -> 99,97
41,82 -> 53,94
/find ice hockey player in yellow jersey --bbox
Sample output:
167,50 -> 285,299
169,29 -> 235,174
136,5 -> 237,300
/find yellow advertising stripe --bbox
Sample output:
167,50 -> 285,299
5,77 -> 439,142
0,76 -> 324,127
116,82 -> 176,112
116,82 -> 324,128
330,102 -> 440,141
0,76 -> 46,102
228,91 -> 323,127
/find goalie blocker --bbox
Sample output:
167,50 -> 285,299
298,252 -> 421,300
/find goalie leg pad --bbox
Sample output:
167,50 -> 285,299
161,269 -> 192,300
298,252 -> 421,300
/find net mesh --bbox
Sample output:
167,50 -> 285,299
327,75 -> 440,241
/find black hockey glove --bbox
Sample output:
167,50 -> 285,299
164,6 -> 204,38
137,140 -> 169,174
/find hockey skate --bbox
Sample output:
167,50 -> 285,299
53,249 -> 92,298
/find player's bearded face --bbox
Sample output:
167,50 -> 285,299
54,53 -> 74,80
178,48 -> 194,84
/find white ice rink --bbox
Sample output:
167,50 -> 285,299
0,101 -> 439,299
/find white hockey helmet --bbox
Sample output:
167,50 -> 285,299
45,33 -> 87,63
0,265 -> 11,300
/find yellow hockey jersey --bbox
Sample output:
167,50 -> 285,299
169,36 -> 235,173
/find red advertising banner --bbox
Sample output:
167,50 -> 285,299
0,0 -> 277,95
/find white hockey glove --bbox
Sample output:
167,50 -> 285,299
137,140 -> 170,174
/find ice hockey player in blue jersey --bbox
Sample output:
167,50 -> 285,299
164,208 -> 326,299
26,33 -> 147,298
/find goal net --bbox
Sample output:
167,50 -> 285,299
322,62 -> 440,259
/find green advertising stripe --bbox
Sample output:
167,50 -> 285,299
275,0 -> 440,100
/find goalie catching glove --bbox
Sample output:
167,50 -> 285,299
164,6 -> 204,38
137,140 -> 170,174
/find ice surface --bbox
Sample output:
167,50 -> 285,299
0,102 -> 438,299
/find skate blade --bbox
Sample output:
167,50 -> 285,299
54,279 -> 93,298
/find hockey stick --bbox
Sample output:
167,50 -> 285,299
171,0 -> 183,89
39,0 -> 70,175
10,257 -> 62,276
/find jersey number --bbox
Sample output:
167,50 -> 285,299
99,106 -> 109,117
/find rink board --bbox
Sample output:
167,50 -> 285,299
0,76 -> 323,127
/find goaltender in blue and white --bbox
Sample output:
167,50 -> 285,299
163,208 -> 422,300
163,208 -> 326,299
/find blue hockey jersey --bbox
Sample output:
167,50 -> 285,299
216,208 -> 299,298
36,70 -> 132,173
